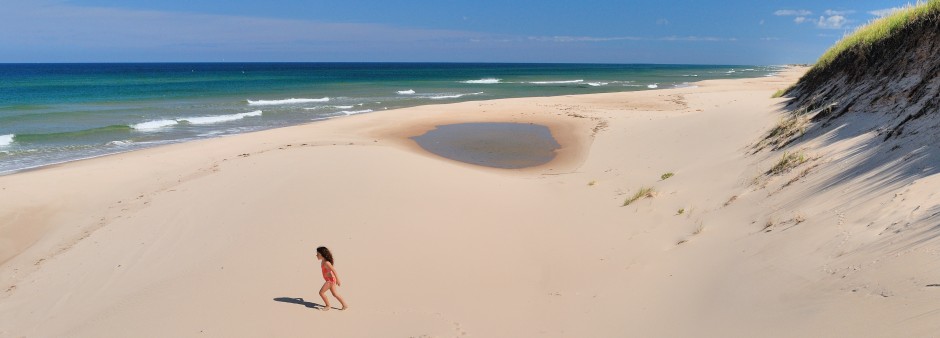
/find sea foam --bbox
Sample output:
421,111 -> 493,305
132,119 -> 179,131
397,89 -> 416,95
429,92 -> 484,100
0,134 -> 13,147
107,140 -> 133,146
461,78 -> 501,84
529,80 -> 584,84
588,82 -> 609,87
179,110 -> 263,125
338,109 -> 373,115
303,105 -> 356,110
647,84 -> 659,89
247,98 -> 329,106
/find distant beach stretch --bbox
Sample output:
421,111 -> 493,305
0,63 -> 780,174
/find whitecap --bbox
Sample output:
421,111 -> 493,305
338,109 -> 374,115
428,92 -> 484,100
107,140 -> 133,146
132,119 -> 179,131
247,98 -> 329,106
647,84 -> 659,89
303,105 -> 355,110
588,82 -> 609,87
397,89 -> 416,95
179,110 -> 263,125
197,130 -> 226,137
0,134 -> 13,147
461,78 -> 501,84
529,79 -> 584,84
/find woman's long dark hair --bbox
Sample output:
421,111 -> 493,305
317,246 -> 334,265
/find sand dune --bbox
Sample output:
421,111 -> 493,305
2,67 -> 939,337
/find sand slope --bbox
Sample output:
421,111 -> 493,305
3,67 -> 940,337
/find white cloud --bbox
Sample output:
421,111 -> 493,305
760,37 -> 780,41
656,18 -> 670,25
869,7 -> 906,17
817,15 -> 849,29
793,13 -> 851,29
775,9 -> 812,16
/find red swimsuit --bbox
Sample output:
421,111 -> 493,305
321,263 -> 336,283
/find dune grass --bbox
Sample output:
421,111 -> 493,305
661,172 -> 674,180
623,187 -> 655,206
771,89 -> 787,98
814,1 -> 940,71
768,151 -> 807,175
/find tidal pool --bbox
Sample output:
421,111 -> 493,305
411,122 -> 561,169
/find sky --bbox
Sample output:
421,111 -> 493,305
0,0 -> 917,64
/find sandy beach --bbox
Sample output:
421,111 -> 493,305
3,66 -> 939,337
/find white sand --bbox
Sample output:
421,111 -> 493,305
2,67 -> 939,337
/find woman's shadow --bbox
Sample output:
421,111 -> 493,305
273,297 -> 324,310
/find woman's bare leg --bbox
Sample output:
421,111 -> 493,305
329,284 -> 348,310
318,282 -> 332,311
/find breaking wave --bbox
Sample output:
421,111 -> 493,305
338,109 -> 374,115
461,78 -> 501,84
132,119 -> 179,131
428,92 -> 484,100
247,98 -> 329,106
528,80 -> 583,84
179,110 -> 263,125
0,134 -> 13,147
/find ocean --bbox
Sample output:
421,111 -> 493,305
0,63 -> 781,174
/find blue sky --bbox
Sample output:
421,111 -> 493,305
0,0 -> 915,64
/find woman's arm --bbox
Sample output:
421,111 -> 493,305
326,261 -> 341,286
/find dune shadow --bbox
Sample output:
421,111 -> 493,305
274,297 -> 324,309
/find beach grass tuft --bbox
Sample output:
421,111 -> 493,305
769,151 -> 807,175
771,89 -> 787,98
768,115 -> 807,140
661,172 -> 674,180
813,0 -> 940,72
623,187 -> 655,206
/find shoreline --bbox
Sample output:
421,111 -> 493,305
0,65 -> 782,177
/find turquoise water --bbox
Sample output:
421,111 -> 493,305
0,63 -> 781,174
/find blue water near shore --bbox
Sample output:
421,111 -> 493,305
0,63 -> 781,174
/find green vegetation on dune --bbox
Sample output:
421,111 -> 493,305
814,0 -> 940,71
